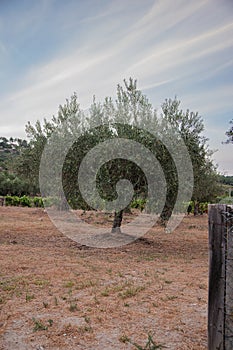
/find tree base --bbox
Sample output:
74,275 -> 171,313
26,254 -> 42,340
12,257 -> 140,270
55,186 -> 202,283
111,227 -> 121,234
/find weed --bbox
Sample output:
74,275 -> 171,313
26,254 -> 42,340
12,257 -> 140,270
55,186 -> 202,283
69,302 -> 78,312
64,281 -> 74,288
163,295 -> 177,301
48,319 -> 53,327
119,285 -> 145,299
76,280 -> 96,290
119,334 -> 130,343
33,279 -> 49,287
101,288 -> 110,297
43,301 -> 49,308
26,294 -> 34,302
78,325 -> 93,334
113,280 -> 132,293
84,316 -> 91,324
199,283 -> 206,290
0,279 -> 16,292
124,333 -> 165,349
32,318 -> 53,332
164,280 -> 172,284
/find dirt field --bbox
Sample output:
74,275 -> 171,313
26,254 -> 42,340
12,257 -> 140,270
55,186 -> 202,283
0,207 -> 208,349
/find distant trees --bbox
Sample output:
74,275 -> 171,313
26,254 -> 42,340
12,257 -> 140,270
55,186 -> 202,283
0,137 -> 35,196
0,137 -> 29,169
16,78 -> 220,231
218,175 -> 233,186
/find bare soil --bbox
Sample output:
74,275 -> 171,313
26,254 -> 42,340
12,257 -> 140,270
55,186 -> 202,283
0,207 -> 208,349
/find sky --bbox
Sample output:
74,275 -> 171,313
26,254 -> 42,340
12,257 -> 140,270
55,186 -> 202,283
0,0 -> 233,174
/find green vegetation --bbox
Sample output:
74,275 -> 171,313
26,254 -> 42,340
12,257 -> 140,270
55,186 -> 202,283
2,195 -> 58,208
218,175 -> 233,186
32,318 -> 53,332
0,137 -> 37,196
119,332 -> 165,349
0,79 -> 223,230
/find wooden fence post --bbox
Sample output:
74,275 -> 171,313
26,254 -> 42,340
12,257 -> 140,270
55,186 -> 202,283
208,204 -> 233,350
224,205 -> 233,349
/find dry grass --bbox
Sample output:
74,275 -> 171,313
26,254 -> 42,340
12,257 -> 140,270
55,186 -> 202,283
0,207 -> 208,349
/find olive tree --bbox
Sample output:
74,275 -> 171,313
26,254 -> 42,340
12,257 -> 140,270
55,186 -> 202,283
19,79 -> 219,232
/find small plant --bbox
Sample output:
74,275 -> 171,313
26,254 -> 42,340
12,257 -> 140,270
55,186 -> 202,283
33,278 -> 49,287
101,288 -> 110,297
32,318 -> 48,332
26,293 -> 34,302
119,285 -> 145,299
69,302 -> 78,312
43,301 -> 49,308
78,325 -> 93,334
124,333 -> 165,349
32,318 -> 53,332
64,280 -> 74,288
84,316 -> 91,324
48,319 -> 53,327
164,280 -> 172,284
119,334 -> 130,343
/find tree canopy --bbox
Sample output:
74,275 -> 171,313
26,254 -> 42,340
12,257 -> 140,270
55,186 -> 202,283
15,78 -> 220,230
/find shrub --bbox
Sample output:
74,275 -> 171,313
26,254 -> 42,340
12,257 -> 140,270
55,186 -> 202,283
19,195 -> 31,207
33,196 -> 44,208
131,198 -> 146,211
5,195 -> 20,206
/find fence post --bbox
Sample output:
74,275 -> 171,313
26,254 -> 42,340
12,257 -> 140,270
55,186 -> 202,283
208,204 -> 233,350
224,205 -> 233,349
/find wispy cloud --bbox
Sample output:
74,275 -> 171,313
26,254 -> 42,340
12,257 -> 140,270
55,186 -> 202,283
0,0 -> 232,173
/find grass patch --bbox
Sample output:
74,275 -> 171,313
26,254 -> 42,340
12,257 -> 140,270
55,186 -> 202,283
32,318 -> 53,332
119,285 -> 145,299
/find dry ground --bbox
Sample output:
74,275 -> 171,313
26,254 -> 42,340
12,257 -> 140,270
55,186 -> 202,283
0,207 -> 208,349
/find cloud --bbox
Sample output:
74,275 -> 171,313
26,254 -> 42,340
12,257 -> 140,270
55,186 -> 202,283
0,0 -> 232,173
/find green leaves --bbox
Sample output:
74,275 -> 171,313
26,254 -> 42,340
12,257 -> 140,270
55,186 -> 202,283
15,78 -> 219,220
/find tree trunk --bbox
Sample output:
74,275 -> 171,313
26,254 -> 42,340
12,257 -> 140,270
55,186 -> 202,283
194,202 -> 199,216
111,210 -> 123,233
